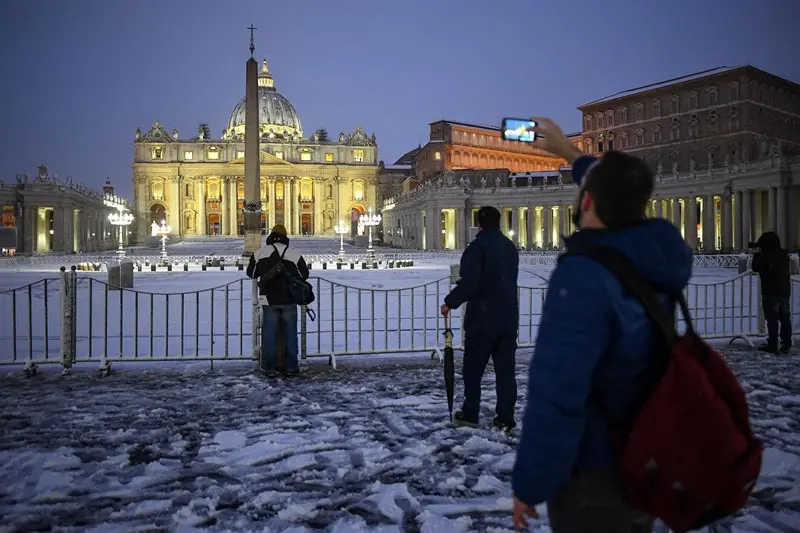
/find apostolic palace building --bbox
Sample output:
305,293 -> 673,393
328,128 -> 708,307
131,57 -> 379,241
382,65 -> 800,253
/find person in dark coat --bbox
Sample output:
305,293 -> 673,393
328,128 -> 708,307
246,224 -> 309,377
751,231 -> 792,354
441,205 -> 520,432
511,118 -> 693,533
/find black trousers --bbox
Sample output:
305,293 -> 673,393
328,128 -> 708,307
762,295 -> 792,346
461,329 -> 517,422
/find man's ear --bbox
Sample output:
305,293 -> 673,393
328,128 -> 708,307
581,191 -> 593,212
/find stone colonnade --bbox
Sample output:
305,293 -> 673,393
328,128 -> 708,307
381,158 -> 800,252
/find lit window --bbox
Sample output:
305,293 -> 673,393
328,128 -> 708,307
151,147 -> 163,160
206,149 -> 219,160
274,151 -> 284,159
325,152 -> 334,162
434,152 -> 441,160
300,152 -> 312,161
236,151 -> 245,159
353,181 -> 364,200
353,149 -> 364,162
300,182 -> 312,200
276,182 -> 284,199
184,151 -> 193,160
151,181 -> 164,200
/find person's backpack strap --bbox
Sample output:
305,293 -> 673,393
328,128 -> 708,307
558,245 -> 691,345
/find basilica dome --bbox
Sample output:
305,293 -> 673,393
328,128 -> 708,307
224,59 -> 303,140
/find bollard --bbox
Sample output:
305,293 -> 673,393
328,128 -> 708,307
373,261 -> 378,269
238,263 -> 243,271
151,264 -> 157,272
184,263 -> 189,272
322,263 -> 327,270
350,263 -> 355,269
137,263 -> 142,272
337,263 -> 342,270
220,264 -> 225,271
167,264 -> 172,272
202,264 -> 207,271
361,262 -> 367,269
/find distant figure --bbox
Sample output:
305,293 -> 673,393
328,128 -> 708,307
151,221 -> 159,237
246,224 -> 309,377
751,231 -> 792,354
440,205 -> 519,433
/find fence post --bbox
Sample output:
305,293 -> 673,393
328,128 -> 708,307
251,279 -> 261,365
60,266 -> 76,374
300,306 -> 308,360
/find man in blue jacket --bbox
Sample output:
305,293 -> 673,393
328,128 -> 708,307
441,205 -> 520,432
511,118 -> 693,533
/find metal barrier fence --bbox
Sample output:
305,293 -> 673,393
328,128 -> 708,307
0,252 -> 777,270
1,269 -> 798,373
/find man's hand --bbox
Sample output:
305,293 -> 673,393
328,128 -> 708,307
512,496 -> 540,531
440,304 -> 450,317
528,117 -> 584,165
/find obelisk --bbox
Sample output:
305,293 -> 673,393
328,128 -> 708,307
242,24 -> 262,256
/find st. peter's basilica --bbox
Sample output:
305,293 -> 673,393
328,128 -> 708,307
131,58 -> 379,242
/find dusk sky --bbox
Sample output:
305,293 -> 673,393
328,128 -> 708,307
0,0 -> 796,200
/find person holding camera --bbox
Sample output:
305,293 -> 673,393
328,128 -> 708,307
751,231 -> 793,355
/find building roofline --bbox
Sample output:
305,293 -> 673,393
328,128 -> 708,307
428,119 -> 501,131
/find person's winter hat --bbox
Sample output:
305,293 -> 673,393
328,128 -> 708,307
271,224 -> 287,236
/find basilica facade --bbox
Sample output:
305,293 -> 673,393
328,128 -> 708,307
132,59 -> 379,242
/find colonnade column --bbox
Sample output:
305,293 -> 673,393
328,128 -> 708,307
229,178 -> 238,236
721,190 -> 733,250
702,195 -> 715,251
684,196 -> 697,250
734,190 -> 744,250
511,207 -> 520,246
168,176 -> 180,236
741,190 -> 752,248
767,187 -> 777,232
776,186 -> 787,248
268,179 -> 276,230
672,199 -> 682,236
655,199 -> 663,218
542,205 -> 552,249
285,178 -> 293,234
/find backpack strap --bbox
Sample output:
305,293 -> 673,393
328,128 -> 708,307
559,245 -> 693,345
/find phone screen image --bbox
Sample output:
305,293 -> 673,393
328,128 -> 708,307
502,118 -> 537,143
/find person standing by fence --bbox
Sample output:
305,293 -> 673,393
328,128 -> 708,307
751,231 -> 793,355
246,224 -> 310,378
440,205 -> 520,433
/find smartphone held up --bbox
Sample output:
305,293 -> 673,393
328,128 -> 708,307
502,118 -> 537,143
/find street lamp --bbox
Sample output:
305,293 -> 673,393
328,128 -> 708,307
361,207 -> 381,262
156,220 -> 172,263
334,220 -> 349,263
108,211 -> 134,262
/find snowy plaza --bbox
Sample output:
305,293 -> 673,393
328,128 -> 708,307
1,241 -> 799,532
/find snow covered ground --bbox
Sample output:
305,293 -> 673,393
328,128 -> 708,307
1,350 -> 798,532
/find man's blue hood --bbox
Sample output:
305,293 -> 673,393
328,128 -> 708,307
564,218 -> 693,293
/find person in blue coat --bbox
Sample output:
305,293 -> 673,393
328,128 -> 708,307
511,118 -> 693,533
441,205 -> 520,432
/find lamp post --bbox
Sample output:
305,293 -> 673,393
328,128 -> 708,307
361,207 -> 381,262
334,220 -> 349,263
156,220 -> 172,263
108,211 -> 134,262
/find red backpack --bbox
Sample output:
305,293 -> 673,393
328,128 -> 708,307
564,245 -> 763,533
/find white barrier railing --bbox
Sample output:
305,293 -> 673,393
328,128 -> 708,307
2,268 -> 799,373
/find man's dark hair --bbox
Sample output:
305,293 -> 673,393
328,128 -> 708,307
476,206 -> 501,231
582,151 -> 654,230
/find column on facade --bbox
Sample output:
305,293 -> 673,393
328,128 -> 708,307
527,204 -> 536,249
734,190 -> 744,251
136,178 -> 148,241
168,177 -> 180,236
455,207 -> 466,249
671,199 -> 682,235
741,190 -> 752,248
196,180 -> 206,236
767,187 -> 777,232
789,187 -> 800,250
432,206 -> 443,250
684,196 -> 698,250
721,191 -> 733,250
702,195 -> 715,251
776,186 -> 787,248
314,179 -> 324,235
285,178 -> 294,234
511,207 -> 520,246
542,205 -> 552,248
268,178 -> 276,230
230,178 -> 239,235
655,199 -> 663,218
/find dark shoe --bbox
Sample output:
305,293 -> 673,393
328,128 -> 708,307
758,343 -> 778,354
283,368 -> 300,377
779,343 -> 792,355
262,368 -> 279,378
453,410 -> 478,428
492,416 -> 517,433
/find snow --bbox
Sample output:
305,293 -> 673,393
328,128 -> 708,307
0,348 -> 798,532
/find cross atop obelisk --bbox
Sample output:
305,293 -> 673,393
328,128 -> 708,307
247,24 -> 257,58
